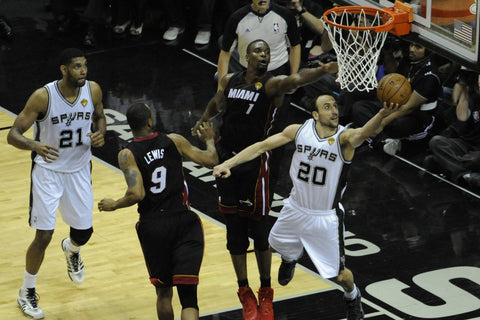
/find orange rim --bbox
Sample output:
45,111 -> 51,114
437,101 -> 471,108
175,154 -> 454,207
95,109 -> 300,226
322,6 -> 395,33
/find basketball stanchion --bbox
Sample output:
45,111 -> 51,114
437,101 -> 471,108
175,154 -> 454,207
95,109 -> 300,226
322,0 -> 413,92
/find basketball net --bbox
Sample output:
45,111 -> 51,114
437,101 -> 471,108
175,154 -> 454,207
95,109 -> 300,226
322,8 -> 391,92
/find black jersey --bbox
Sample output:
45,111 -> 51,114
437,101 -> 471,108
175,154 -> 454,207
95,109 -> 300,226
126,132 -> 187,216
219,71 -> 276,154
398,58 -> 442,103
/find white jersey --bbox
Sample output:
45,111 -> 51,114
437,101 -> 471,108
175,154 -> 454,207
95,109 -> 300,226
288,119 -> 351,211
34,80 -> 94,172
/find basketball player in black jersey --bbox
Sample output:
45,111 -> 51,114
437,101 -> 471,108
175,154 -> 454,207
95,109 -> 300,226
191,39 -> 337,320
98,103 -> 218,320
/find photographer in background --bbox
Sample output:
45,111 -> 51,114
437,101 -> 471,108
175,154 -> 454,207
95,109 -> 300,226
424,70 -> 480,188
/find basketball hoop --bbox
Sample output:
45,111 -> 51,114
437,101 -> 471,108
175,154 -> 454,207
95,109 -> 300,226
322,1 -> 413,92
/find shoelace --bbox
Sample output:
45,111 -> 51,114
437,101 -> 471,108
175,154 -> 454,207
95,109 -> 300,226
25,289 -> 39,308
69,252 -> 81,271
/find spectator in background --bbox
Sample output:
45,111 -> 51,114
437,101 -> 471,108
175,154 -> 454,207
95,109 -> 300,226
424,70 -> 480,188
112,0 -> 149,37
352,38 -> 443,155
162,0 -> 216,46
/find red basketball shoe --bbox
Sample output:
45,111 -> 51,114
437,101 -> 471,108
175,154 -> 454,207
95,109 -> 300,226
237,286 -> 258,320
258,287 -> 274,320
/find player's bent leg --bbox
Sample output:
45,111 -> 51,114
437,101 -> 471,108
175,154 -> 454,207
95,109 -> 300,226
278,258 -> 297,286
61,227 -> 92,284
268,232 -> 303,286
156,286 -> 174,320
69,226 -> 93,246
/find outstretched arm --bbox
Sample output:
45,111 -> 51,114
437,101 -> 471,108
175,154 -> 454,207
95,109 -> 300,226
98,148 -> 145,211
213,124 -> 300,178
170,122 -> 218,168
340,103 -> 400,159
266,61 -> 338,96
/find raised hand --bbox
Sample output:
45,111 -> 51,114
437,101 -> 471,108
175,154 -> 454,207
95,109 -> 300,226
196,122 -> 215,142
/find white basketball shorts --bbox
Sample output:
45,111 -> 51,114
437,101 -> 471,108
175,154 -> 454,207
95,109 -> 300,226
268,198 -> 343,279
30,163 -> 93,230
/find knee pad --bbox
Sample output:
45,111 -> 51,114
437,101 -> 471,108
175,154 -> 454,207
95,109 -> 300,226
177,284 -> 198,310
70,227 -> 93,246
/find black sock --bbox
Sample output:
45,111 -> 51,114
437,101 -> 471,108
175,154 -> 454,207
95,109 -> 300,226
238,279 -> 249,287
260,277 -> 271,288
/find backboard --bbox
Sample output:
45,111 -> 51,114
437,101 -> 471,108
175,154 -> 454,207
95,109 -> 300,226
335,0 -> 480,71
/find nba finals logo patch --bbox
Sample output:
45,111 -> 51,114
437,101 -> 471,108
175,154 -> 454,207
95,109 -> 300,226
273,22 -> 279,33
255,82 -> 263,90
81,99 -> 88,107
328,137 -> 335,145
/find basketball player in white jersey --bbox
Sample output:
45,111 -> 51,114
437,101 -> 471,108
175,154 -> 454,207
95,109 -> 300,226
213,95 -> 399,320
7,48 -> 106,319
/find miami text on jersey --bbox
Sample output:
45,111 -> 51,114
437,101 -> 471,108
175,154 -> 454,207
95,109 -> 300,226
227,88 -> 260,102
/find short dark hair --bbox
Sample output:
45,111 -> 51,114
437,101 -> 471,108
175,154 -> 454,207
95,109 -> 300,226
59,48 -> 85,66
246,39 -> 269,54
127,103 -> 152,130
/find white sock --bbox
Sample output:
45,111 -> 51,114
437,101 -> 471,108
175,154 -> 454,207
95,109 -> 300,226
344,284 -> 358,300
23,270 -> 37,289
67,238 -> 80,253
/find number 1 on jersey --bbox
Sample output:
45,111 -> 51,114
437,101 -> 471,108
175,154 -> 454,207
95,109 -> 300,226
246,103 -> 254,115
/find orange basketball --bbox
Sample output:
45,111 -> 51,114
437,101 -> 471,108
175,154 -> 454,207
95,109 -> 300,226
377,73 -> 412,105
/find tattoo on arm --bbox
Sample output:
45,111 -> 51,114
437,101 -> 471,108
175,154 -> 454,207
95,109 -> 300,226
125,168 -> 138,188
119,151 -> 129,168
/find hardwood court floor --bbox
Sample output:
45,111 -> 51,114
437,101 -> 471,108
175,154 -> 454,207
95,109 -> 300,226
0,111 -> 332,320
1,1 -> 480,319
